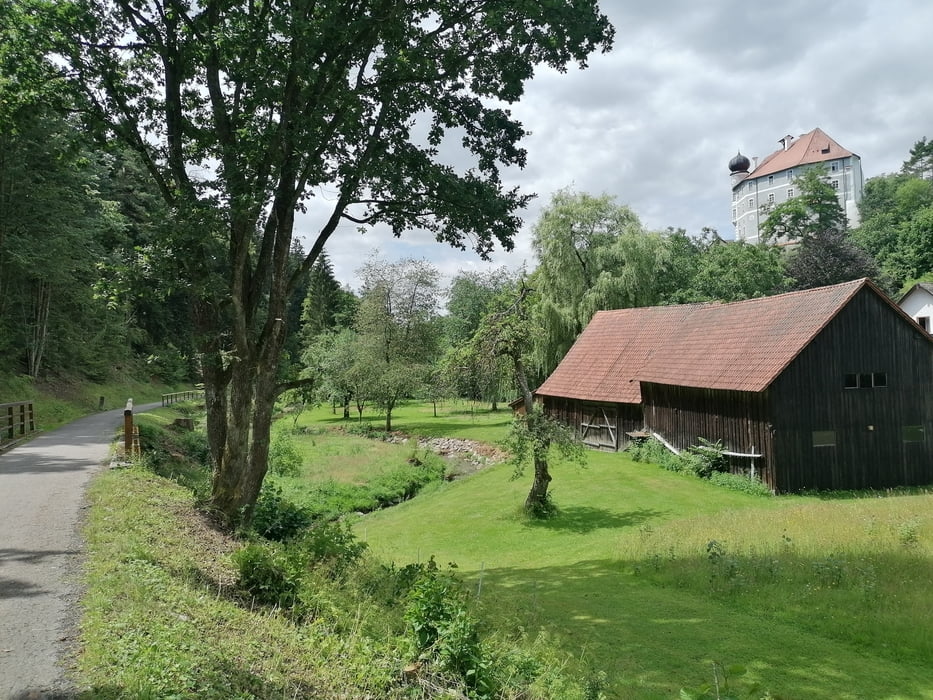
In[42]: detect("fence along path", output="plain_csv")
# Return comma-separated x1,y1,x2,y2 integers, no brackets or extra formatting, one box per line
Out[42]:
1,400,36,449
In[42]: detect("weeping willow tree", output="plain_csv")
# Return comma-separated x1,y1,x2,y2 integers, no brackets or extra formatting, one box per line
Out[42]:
531,189,671,375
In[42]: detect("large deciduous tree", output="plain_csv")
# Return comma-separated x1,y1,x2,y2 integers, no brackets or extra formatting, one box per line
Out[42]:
762,166,879,290
678,239,787,302
760,166,847,243
854,155,933,287
44,0,613,523
354,256,440,432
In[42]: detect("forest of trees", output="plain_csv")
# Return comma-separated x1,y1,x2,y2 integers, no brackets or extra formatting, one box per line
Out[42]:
1,0,930,517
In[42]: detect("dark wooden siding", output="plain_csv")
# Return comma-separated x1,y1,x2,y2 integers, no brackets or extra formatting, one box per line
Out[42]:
770,287,933,492
641,384,776,489
541,397,642,451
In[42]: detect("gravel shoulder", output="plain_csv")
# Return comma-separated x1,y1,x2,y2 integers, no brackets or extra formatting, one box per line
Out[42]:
0,404,159,699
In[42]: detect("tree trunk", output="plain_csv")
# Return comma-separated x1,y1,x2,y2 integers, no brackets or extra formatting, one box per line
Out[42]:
25,279,51,379
208,356,256,523
524,453,552,512
204,202,292,526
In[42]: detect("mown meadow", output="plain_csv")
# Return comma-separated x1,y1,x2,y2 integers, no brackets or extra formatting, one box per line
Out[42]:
78,399,933,699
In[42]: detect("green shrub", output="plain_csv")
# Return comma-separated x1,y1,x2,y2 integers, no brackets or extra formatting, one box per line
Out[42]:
708,471,772,496
269,426,303,477
628,437,669,465
251,483,313,541
296,521,368,577
345,422,383,439
176,428,210,465
300,456,447,521
684,438,726,478
134,420,171,461
232,542,302,608
404,558,491,695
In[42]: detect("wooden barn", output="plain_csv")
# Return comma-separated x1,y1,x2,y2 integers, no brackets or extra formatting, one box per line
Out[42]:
535,278,933,493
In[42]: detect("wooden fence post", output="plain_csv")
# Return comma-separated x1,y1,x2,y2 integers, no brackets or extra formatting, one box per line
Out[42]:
124,398,134,455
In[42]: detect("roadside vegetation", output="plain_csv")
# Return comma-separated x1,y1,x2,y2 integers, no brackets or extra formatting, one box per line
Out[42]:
72,399,933,699
0,373,187,435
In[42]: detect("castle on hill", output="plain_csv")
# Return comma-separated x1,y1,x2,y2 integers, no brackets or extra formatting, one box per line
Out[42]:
729,128,863,243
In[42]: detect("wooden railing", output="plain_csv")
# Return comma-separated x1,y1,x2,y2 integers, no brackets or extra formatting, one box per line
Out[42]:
1,400,36,443
162,390,205,407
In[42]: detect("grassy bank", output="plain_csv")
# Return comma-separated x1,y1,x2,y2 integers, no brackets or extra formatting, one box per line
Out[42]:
77,403,591,698
76,400,933,698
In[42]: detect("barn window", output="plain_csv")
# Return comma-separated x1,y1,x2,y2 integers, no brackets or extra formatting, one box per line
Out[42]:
812,431,836,447
903,426,924,443
845,372,887,389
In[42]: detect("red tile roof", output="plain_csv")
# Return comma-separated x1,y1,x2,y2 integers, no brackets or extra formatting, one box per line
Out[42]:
536,279,870,402
733,128,856,187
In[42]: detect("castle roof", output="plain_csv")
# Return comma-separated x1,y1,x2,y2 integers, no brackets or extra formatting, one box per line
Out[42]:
732,128,857,189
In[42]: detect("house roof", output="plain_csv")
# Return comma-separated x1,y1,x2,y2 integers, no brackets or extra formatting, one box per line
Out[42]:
898,282,933,303
536,279,882,403
732,128,856,188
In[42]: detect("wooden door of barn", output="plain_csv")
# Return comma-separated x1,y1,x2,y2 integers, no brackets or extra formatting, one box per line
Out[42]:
580,405,618,451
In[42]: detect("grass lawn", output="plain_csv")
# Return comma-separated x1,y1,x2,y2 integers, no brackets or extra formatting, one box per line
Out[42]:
293,398,514,444
290,402,933,699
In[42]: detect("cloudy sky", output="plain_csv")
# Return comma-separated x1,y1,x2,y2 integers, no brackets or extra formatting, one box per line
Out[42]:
296,0,933,295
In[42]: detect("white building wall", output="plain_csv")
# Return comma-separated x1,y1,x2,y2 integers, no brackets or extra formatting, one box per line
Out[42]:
900,288,933,333
732,156,863,243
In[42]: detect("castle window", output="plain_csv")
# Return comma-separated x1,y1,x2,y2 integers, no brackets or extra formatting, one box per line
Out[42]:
787,188,794,198
831,179,839,190
768,175,774,185
918,316,930,332
747,197,754,209
768,193,775,204
831,162,838,172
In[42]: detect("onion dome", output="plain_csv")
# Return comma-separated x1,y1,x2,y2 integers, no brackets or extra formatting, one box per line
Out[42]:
729,151,751,173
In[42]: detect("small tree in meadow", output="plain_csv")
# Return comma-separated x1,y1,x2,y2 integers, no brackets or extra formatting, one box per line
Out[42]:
472,282,585,516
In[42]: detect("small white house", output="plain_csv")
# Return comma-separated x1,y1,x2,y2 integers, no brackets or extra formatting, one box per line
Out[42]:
899,283,933,333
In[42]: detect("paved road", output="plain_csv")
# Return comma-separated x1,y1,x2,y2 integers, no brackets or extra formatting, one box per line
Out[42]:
0,403,160,699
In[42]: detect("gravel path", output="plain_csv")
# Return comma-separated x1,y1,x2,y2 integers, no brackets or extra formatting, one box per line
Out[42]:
0,403,160,700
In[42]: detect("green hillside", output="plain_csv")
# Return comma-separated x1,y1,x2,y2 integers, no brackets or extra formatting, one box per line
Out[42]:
353,434,933,699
